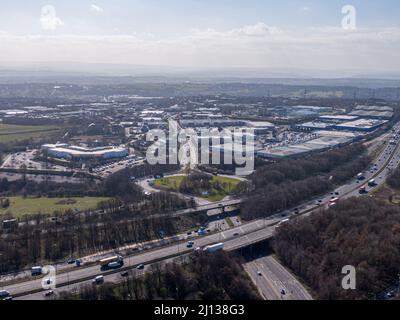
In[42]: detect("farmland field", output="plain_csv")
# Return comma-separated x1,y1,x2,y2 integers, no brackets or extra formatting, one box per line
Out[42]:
0,196,109,217
0,124,62,143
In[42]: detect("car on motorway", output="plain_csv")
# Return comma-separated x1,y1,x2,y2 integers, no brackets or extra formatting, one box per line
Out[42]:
359,186,367,194
44,290,54,297
0,290,11,300
93,275,104,285
187,240,195,248
107,261,123,269
31,266,43,276
277,219,290,228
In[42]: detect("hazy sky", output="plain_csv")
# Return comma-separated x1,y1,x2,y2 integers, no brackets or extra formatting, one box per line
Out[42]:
0,0,399,74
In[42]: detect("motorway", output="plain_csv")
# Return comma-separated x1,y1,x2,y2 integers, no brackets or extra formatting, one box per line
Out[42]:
244,255,313,300
3,122,400,300
2,217,280,299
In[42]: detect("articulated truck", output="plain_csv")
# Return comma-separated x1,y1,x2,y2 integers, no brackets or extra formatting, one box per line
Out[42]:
99,255,124,270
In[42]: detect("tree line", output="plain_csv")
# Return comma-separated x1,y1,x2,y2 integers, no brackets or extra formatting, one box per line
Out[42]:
0,190,200,274
273,197,400,300
238,144,371,220
387,167,400,189
57,251,260,300
0,163,180,200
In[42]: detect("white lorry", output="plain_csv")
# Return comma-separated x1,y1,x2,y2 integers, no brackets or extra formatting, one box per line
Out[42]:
203,243,224,253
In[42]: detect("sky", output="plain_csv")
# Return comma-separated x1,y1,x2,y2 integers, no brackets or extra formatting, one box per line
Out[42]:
0,0,399,76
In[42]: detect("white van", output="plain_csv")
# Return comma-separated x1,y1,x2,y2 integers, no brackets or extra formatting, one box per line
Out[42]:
93,275,104,285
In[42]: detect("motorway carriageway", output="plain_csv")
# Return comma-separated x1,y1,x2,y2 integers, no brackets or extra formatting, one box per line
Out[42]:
4,121,400,299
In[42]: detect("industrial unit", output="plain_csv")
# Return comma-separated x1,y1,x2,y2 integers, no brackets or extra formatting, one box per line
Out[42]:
334,119,388,132
349,105,394,119
41,144,129,161
256,135,353,159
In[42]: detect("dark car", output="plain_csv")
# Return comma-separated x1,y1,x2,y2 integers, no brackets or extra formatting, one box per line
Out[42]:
44,290,54,297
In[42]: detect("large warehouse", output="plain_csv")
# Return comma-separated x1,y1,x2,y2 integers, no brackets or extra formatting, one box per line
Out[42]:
334,119,388,132
41,144,129,161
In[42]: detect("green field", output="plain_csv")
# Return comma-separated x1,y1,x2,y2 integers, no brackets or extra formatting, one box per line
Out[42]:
0,124,61,143
154,175,186,190
154,175,240,202
0,196,109,217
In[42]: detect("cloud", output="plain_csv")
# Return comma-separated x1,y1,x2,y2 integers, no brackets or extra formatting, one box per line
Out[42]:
233,22,283,36
90,4,104,13
0,22,399,73
40,5,63,31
